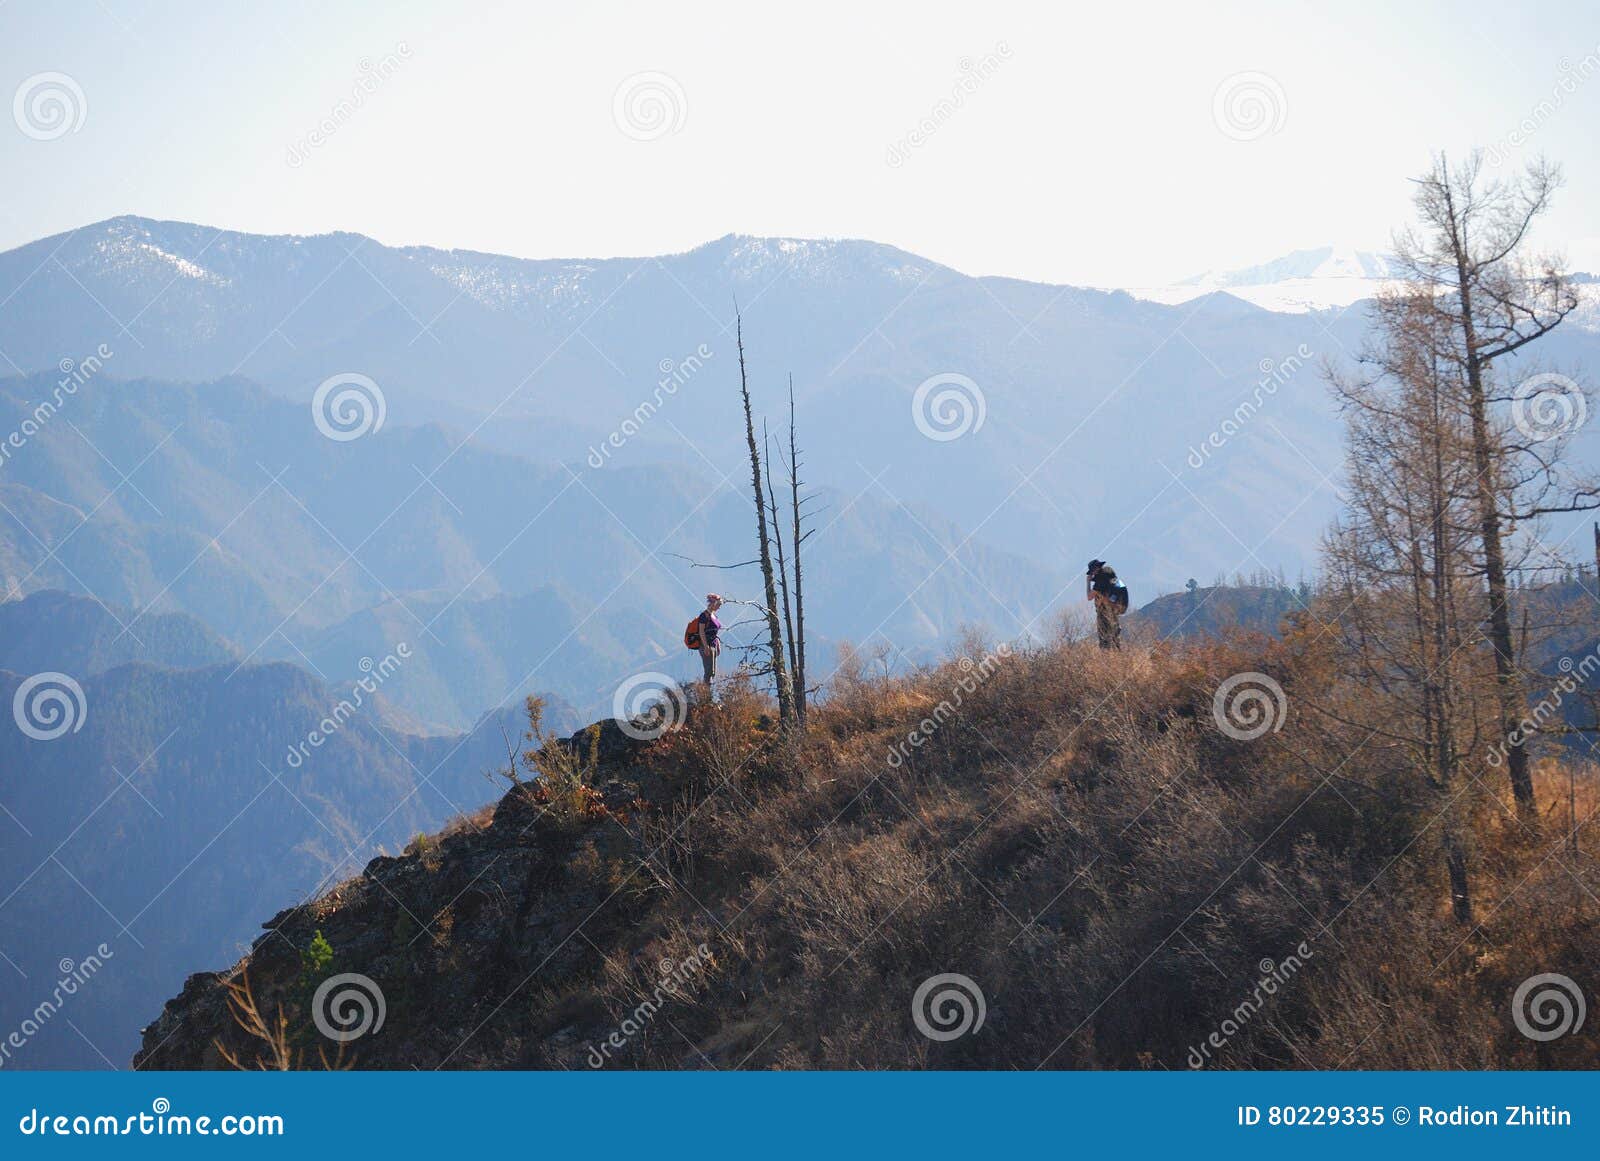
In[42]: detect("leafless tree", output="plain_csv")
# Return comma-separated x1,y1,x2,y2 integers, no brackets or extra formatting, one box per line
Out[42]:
1386,151,1597,815
735,312,795,730
1322,288,1489,920
787,377,812,726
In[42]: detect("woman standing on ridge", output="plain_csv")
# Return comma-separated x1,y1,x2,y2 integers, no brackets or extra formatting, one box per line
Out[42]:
694,593,723,696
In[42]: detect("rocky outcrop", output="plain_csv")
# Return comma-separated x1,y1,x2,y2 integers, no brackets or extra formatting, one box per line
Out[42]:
136,717,677,1070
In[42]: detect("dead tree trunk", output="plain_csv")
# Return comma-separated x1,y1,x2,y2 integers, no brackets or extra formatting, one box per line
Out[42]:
788,375,809,727
736,313,794,729
766,424,798,685
1439,176,1534,817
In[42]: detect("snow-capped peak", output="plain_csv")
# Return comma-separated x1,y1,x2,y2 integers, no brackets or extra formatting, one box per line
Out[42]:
1123,245,1397,314
1179,246,1392,290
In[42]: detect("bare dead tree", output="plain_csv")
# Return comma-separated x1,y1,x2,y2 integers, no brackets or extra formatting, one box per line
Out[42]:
788,375,811,726
1388,151,1597,815
215,969,350,1071
735,311,795,729
766,424,798,687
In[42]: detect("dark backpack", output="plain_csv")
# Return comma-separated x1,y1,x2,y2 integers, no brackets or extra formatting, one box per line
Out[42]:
1109,581,1129,614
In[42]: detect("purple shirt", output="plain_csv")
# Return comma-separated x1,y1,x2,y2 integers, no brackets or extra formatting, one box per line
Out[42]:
699,610,721,647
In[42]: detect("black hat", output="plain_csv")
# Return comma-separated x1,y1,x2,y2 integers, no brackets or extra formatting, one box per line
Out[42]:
1087,559,1105,573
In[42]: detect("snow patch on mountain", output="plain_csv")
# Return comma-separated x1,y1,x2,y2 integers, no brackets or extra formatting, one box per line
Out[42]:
1123,246,1398,314
415,252,600,312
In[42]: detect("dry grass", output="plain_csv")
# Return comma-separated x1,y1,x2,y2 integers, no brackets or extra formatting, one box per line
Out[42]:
567,631,1599,1069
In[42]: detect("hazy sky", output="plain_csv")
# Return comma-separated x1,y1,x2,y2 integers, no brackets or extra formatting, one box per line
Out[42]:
5,0,1600,285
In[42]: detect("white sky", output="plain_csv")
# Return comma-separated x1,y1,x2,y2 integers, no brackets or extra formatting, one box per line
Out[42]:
5,0,1600,285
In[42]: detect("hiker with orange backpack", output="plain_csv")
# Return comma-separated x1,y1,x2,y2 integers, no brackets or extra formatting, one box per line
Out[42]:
684,594,724,696
1086,560,1128,651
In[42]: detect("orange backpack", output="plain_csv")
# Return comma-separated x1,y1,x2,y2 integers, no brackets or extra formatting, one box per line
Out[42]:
684,616,703,650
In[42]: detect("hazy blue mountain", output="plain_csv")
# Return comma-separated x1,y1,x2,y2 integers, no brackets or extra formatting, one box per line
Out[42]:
0,649,571,1071
0,589,237,675
0,372,1064,724
0,217,1376,595
9,217,1600,596
1128,583,1311,640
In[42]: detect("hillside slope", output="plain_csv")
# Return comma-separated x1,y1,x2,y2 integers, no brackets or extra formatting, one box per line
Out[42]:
0,651,574,1070
136,641,1598,1071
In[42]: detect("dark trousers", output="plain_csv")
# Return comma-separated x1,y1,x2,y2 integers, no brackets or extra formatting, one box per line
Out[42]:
1095,601,1122,651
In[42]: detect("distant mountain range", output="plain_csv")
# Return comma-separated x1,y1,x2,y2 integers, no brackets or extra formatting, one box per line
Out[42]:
0,216,1389,598
4,217,1600,1071
5,216,1599,673
0,590,569,1070
0,371,1063,726
1124,245,1600,316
